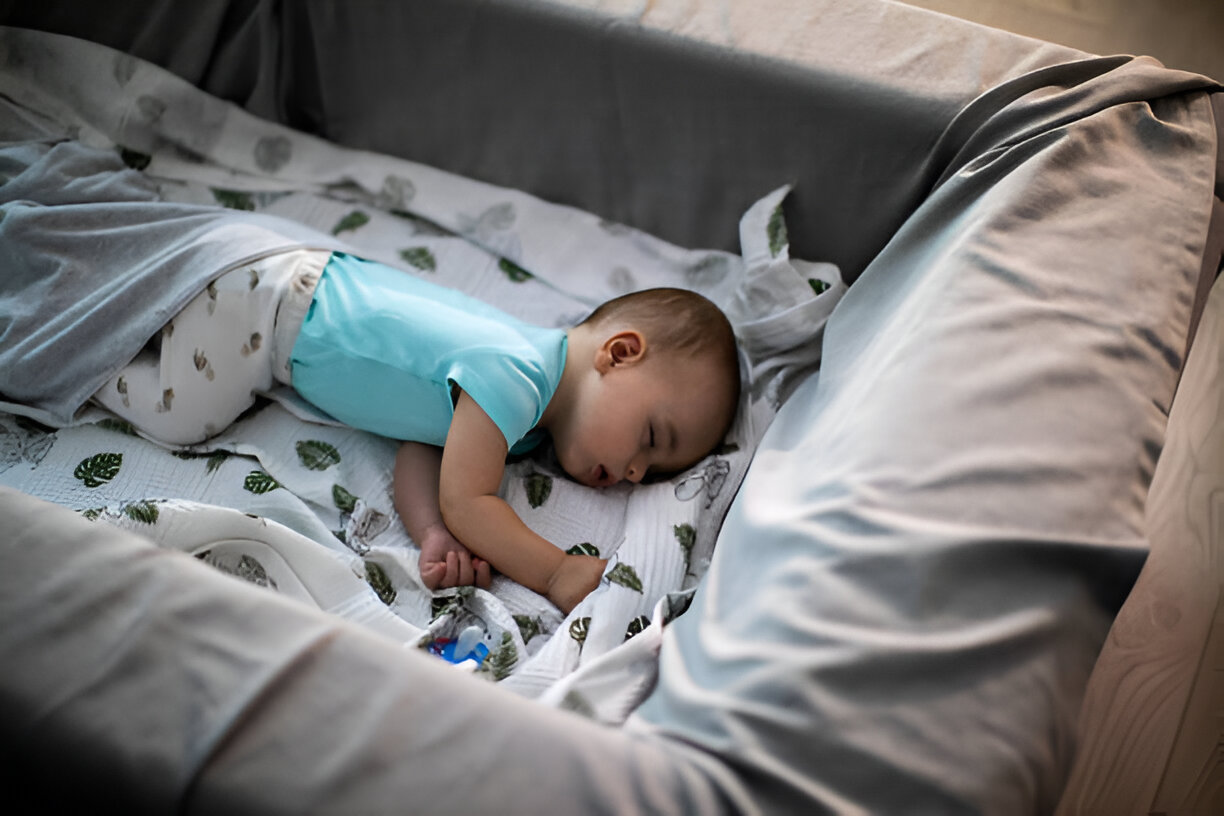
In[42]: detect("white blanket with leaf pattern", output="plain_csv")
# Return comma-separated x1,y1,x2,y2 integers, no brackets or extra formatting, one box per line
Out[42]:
0,27,844,720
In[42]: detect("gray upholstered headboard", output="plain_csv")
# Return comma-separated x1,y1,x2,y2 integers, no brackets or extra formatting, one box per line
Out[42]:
2,0,1090,282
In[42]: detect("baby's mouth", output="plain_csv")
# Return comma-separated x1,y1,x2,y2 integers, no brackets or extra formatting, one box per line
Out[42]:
592,464,610,486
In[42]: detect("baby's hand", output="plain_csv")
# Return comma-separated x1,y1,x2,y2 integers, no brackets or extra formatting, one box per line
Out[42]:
417,522,492,590
546,554,608,615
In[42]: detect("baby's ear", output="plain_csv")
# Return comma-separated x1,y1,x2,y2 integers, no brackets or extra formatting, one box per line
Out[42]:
596,330,646,372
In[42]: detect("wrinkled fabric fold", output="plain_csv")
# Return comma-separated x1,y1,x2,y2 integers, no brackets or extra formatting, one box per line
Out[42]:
632,58,1218,814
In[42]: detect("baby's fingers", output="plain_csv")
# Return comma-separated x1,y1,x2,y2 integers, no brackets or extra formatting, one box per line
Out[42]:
473,557,492,589
441,550,461,588
453,551,476,587
419,559,446,590
433,551,486,588
438,550,478,588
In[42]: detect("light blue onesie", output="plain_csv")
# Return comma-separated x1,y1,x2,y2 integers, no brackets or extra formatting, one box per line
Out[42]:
289,253,566,454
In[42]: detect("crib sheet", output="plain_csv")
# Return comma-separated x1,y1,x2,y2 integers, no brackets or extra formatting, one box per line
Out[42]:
0,26,845,713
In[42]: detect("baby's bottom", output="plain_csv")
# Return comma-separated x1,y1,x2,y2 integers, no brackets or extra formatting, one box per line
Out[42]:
93,249,329,445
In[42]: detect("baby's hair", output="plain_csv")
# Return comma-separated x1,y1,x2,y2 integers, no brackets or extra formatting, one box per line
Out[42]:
580,286,741,420
579,286,730,353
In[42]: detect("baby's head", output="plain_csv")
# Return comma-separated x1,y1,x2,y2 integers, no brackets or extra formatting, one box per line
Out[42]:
544,287,740,488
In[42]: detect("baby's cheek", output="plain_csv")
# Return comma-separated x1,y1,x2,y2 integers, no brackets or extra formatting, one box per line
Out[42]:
551,437,580,477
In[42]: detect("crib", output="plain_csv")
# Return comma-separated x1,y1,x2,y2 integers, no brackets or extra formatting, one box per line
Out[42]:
1,1,1221,813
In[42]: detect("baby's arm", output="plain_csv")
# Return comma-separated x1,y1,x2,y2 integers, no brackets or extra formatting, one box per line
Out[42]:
393,442,492,590
440,390,606,614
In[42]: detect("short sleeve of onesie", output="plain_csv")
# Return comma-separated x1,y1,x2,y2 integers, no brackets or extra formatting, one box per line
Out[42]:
288,253,566,452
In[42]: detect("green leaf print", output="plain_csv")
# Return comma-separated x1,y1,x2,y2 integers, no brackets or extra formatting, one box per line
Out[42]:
79,507,104,521
364,561,397,606
14,415,53,435
560,691,596,717
625,615,650,641
254,135,292,173
498,257,533,282
607,562,644,593
333,484,358,514
199,551,277,589
332,209,370,235
767,203,788,258
211,188,255,211
525,472,552,508
513,614,543,644
122,500,159,525
399,246,437,272
205,451,231,473
674,523,696,574
241,556,273,587
481,631,518,681
243,469,280,494
296,439,341,471
74,452,123,488
566,542,600,557
568,616,591,645
431,596,457,621
230,555,275,589
430,586,474,620
96,417,138,436
119,147,151,170
171,449,232,472
808,278,831,295
378,174,416,210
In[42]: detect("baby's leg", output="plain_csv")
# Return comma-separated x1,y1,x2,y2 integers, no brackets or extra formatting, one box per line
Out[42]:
94,250,327,445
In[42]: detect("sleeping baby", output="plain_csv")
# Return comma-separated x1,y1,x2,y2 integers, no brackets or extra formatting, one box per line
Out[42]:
94,250,740,613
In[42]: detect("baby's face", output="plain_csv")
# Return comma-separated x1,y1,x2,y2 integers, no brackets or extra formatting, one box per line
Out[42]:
551,352,733,488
